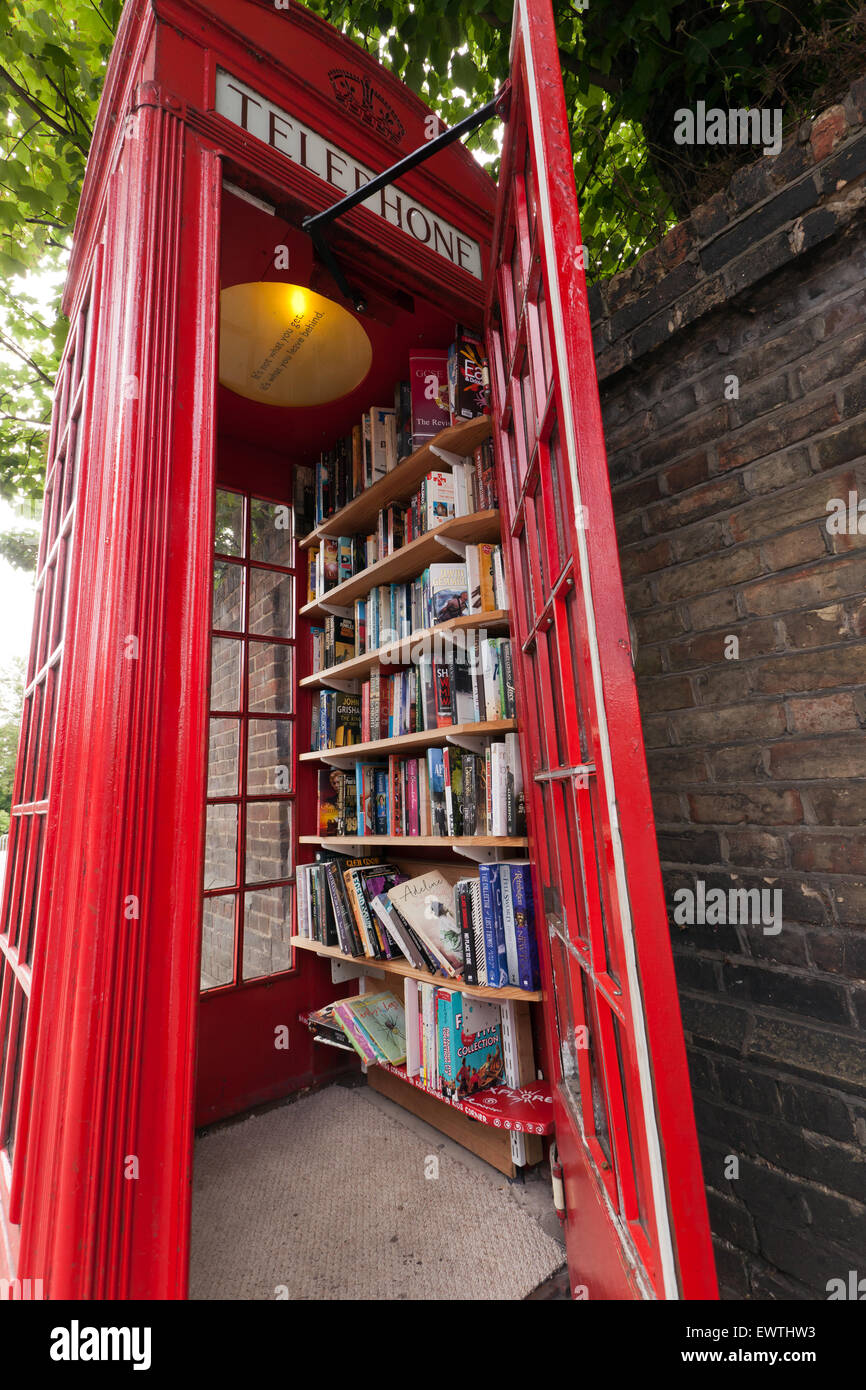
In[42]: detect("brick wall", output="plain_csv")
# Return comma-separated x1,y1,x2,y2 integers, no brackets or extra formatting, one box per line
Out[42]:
592,83,866,1298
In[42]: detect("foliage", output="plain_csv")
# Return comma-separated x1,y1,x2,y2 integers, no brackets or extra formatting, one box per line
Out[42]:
1,0,864,540
0,656,24,833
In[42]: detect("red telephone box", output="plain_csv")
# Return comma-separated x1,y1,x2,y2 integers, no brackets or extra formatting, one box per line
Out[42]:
0,0,716,1300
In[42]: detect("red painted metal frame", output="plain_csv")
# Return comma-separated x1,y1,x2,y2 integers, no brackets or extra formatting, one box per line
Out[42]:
0,0,715,1302
485,0,717,1300
0,0,498,1298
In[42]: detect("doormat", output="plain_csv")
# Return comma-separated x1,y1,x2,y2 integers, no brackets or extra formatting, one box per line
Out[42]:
189,1083,564,1300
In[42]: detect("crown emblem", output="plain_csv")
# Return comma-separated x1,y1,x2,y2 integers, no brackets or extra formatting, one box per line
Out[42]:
327,69,405,146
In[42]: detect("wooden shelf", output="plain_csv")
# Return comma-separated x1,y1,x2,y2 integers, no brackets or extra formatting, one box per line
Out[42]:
300,834,528,849
291,935,541,1002
301,510,501,621
298,415,492,550
301,717,517,764
301,610,511,689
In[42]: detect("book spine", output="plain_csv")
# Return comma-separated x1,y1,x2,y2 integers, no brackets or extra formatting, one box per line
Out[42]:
509,863,539,991
478,864,507,988
457,882,477,986
499,865,520,987
325,862,354,955
406,758,419,836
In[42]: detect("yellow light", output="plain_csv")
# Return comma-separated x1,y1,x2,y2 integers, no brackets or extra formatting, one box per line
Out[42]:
219,282,373,408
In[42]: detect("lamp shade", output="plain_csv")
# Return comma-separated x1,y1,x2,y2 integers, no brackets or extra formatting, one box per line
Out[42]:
219,282,372,407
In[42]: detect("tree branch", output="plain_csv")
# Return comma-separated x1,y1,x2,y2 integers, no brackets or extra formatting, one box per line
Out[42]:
0,330,54,386
0,64,90,153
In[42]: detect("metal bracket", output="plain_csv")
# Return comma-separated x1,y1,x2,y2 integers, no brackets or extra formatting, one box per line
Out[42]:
318,599,353,618
317,754,355,769
446,732,488,754
318,674,360,693
435,534,467,559
330,957,369,983
452,842,505,864
430,445,469,468
303,85,509,241
500,999,528,1168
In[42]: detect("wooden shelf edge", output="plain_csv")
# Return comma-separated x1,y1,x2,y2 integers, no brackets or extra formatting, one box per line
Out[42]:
300,717,517,763
298,834,528,848
299,509,500,619
300,610,511,689
291,935,541,1002
298,415,492,551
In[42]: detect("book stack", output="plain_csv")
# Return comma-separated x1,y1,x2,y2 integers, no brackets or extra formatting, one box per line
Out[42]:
306,513,506,614
310,635,517,747
407,986,504,1098
314,734,525,838
296,862,539,992
309,991,407,1066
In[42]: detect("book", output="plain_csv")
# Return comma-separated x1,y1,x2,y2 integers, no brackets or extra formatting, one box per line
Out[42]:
508,860,539,991
422,471,454,529
438,991,504,1098
317,768,341,836
429,562,468,623
342,990,406,1065
335,692,361,747
410,351,450,443
448,326,489,423
426,747,447,835
332,1000,380,1063
434,661,453,727
478,862,509,988
387,870,464,977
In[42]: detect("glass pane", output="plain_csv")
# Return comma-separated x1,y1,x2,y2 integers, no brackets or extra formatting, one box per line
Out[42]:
536,281,553,393
589,779,622,989
580,968,612,1164
250,498,293,566
213,560,244,631
511,235,522,322
214,490,245,556
546,426,569,577
200,894,236,989
247,719,293,794
612,1012,649,1230
204,802,238,890
3,994,28,1158
249,641,293,713
544,625,568,768
558,779,590,946
249,567,294,638
22,819,45,967
210,637,242,712
523,142,537,243
245,800,293,885
243,885,293,980
37,670,57,802
208,718,240,796
564,585,589,762
550,934,582,1115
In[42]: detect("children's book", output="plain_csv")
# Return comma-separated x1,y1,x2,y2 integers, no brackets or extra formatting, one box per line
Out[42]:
342,991,407,1065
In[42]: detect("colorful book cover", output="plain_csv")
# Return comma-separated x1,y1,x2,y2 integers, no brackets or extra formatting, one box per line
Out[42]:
478,543,497,610
331,1000,379,1063
409,351,449,442
321,536,339,592
449,326,489,422
343,990,406,1065
334,616,355,665
429,562,468,623
373,766,389,835
423,471,455,529
509,861,539,991
478,862,509,988
453,994,504,1096
335,692,361,747
318,767,341,836
426,747,447,836
434,663,453,727
387,870,463,977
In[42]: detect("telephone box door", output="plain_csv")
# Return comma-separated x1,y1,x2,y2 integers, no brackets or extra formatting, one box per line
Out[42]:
487,0,718,1300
